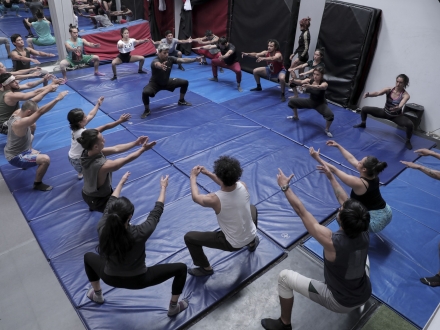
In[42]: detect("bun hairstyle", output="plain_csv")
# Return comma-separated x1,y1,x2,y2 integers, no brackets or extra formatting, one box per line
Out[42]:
316,47,325,58
120,27,128,37
77,128,100,151
205,30,213,37
363,156,388,177
299,17,311,28
36,9,44,19
339,199,370,239
69,24,78,32
396,74,410,88
67,108,85,131
98,197,135,263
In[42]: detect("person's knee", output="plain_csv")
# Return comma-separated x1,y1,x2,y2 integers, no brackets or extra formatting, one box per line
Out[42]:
184,232,194,244
325,113,335,122
177,262,187,273
182,80,189,88
26,38,32,45
38,154,50,165
278,269,295,298
93,55,100,62
177,51,182,57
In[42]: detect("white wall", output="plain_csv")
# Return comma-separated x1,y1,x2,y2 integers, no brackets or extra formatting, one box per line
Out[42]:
297,0,440,133
175,0,182,35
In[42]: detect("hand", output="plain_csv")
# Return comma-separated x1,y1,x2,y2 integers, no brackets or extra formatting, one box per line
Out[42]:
94,43,100,48
400,161,420,169
97,96,104,106
31,58,41,64
199,166,209,175
299,72,306,77
363,92,369,99
31,71,41,77
158,62,168,71
56,90,68,100
191,165,202,178
317,164,333,179
119,113,131,122
219,55,224,61
414,148,432,157
120,171,131,184
277,168,294,187
195,56,203,63
187,37,192,42
256,57,263,63
287,67,295,72
289,54,294,60
48,53,55,57
140,137,156,151
241,52,247,58
52,77,65,85
309,146,320,160
160,174,169,188
135,136,148,145
326,140,340,148
49,84,59,92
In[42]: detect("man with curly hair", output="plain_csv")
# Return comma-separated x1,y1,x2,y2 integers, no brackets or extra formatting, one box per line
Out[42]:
184,155,259,276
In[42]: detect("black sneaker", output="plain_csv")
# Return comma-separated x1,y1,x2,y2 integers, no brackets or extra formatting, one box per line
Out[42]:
110,76,117,81
248,236,260,252
141,109,151,118
178,100,192,106
209,77,218,82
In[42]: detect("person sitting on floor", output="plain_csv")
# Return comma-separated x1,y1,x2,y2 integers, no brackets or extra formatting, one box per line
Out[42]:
67,96,131,180
25,10,56,50
184,155,259,277
109,5,133,24
76,129,156,212
83,172,189,316
3,91,67,191
79,8,113,29
151,30,193,71
261,168,371,330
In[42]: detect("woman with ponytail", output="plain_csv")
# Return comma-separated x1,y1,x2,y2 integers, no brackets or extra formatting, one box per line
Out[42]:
309,141,392,233
83,171,189,316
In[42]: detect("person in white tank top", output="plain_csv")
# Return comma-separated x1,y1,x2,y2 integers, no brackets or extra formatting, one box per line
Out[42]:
184,155,259,277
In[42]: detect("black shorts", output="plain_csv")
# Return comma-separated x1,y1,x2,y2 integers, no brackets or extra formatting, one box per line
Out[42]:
144,78,188,96
117,52,131,63
298,54,309,63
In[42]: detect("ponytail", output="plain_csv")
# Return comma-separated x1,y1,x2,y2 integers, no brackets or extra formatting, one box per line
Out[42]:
77,128,99,151
363,156,387,177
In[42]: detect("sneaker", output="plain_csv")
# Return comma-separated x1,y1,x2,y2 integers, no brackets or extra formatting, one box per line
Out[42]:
94,72,106,76
16,14,21,17
178,100,192,106
110,76,117,81
209,77,218,82
138,70,148,74
250,86,262,91
288,88,293,92
353,122,366,128
77,173,83,180
238,85,243,92
287,116,299,120
87,287,104,304
261,318,292,330
141,109,151,119
325,130,333,137
248,236,260,252
297,86,304,94
188,267,214,277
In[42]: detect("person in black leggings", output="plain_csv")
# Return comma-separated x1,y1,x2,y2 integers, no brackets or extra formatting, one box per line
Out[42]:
287,66,334,137
353,74,413,150
83,172,189,316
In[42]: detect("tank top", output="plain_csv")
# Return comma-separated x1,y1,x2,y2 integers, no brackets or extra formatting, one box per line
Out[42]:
4,116,32,161
0,90,19,124
12,47,31,71
118,38,136,54
384,87,405,116
294,30,310,58
81,150,113,197
66,38,84,61
266,51,285,75
68,128,86,159
308,78,327,103
214,182,256,248
324,229,371,307
350,177,386,210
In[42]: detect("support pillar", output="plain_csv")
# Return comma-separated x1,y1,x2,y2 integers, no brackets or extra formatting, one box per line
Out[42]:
47,0,76,61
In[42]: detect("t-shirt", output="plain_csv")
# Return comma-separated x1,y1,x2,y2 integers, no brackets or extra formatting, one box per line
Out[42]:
149,56,178,86
307,59,325,71
31,20,55,45
160,38,178,53
94,14,113,27
308,78,327,103
68,127,86,159
118,38,135,54
217,43,237,65
29,2,44,17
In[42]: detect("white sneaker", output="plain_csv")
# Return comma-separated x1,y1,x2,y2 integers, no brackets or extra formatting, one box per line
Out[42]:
325,130,333,137
87,287,104,304
77,173,83,180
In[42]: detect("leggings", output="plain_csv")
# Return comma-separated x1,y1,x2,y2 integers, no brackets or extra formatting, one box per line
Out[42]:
212,57,242,83
84,252,187,295
361,106,413,139
196,48,219,60
142,79,188,106
288,98,334,122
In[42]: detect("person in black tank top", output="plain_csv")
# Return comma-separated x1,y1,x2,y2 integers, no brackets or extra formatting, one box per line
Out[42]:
353,74,414,150
310,141,393,233
287,66,335,137
288,17,311,75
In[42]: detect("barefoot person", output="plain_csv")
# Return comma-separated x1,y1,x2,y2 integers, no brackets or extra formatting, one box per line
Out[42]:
110,27,149,81
184,156,259,277
287,66,334,137
4,91,68,191
261,168,371,330
59,24,105,82
242,39,287,101
141,43,201,119
24,10,56,50
83,172,189,316
353,74,413,150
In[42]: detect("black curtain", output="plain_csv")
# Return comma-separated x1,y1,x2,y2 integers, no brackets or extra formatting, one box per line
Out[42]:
121,0,144,20
284,0,301,82
317,1,381,108
229,0,293,74
148,0,161,42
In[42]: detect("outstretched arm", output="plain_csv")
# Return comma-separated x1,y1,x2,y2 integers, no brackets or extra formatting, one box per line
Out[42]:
363,87,391,99
415,148,440,160
317,164,348,205
102,136,152,156
190,166,219,209
241,50,266,58
95,113,131,133
326,140,358,168
200,166,222,185
400,161,440,180
111,171,130,197
277,168,334,251
176,56,202,64
85,96,104,125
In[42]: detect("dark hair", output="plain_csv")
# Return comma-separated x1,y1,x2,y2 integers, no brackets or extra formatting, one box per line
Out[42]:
21,100,38,112
396,74,409,88
164,30,172,37
267,39,280,51
67,108,85,131
77,128,100,150
205,30,213,37
0,72,12,84
362,156,387,177
10,34,21,44
98,197,135,263
213,155,243,187
338,199,370,238
315,48,325,58
69,24,78,32
299,17,311,28
313,66,325,78
120,27,128,37
121,5,127,11
98,8,105,15
36,9,44,19
218,37,228,45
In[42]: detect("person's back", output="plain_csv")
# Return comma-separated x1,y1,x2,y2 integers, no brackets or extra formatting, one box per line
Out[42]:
324,229,371,307
214,181,256,248
31,19,52,40
81,149,112,197
0,89,19,127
